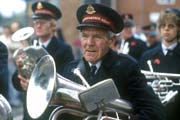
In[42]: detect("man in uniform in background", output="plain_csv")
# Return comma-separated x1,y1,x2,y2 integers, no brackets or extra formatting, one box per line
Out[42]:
12,1,74,120
142,24,160,50
62,3,165,120
119,19,147,62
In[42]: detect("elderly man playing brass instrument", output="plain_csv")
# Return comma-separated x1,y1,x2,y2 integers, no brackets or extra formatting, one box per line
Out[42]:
61,3,165,120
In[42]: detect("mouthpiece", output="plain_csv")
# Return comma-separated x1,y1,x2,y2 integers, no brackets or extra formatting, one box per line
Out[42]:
73,68,90,88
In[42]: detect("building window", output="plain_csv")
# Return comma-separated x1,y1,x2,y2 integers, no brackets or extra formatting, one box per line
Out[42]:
83,0,96,3
100,0,111,6
82,0,116,8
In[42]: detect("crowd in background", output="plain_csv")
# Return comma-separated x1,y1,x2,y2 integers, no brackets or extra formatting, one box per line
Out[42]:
0,21,23,107
110,13,161,63
0,2,179,119
0,12,171,110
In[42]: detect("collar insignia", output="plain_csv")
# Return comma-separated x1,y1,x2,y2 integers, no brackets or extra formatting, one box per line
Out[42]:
86,4,96,14
37,2,43,9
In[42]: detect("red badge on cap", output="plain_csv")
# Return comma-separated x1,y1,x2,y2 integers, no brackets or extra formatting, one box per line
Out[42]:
153,58,160,65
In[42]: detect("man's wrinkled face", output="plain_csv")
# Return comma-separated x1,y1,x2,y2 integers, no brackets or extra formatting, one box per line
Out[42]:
80,27,112,64
121,27,133,40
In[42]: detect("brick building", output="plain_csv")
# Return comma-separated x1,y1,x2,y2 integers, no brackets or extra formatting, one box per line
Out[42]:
58,0,179,47
35,0,179,51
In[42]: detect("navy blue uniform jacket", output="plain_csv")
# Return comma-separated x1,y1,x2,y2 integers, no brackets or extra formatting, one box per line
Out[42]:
0,41,8,99
140,43,180,73
62,49,165,120
124,36,147,62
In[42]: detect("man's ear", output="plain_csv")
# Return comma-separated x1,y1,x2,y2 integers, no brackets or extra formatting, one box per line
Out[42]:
108,37,113,44
110,35,117,43
108,35,116,48
50,20,57,32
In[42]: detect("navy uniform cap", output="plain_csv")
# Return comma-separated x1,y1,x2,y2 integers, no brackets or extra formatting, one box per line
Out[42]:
142,24,156,31
147,31,158,37
121,13,134,20
124,19,135,28
76,3,124,33
165,8,180,19
32,1,61,20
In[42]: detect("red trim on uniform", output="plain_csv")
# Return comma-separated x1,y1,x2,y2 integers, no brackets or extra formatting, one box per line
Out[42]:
82,14,115,31
35,9,56,17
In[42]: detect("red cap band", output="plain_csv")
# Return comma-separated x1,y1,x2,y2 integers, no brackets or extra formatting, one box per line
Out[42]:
35,9,56,17
82,14,115,31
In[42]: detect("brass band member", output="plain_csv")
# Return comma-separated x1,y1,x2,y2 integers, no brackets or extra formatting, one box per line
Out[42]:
119,19,147,62
62,3,165,120
12,1,74,120
140,8,180,120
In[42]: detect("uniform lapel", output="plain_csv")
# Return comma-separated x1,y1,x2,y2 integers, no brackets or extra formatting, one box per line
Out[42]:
98,49,118,80
46,36,58,55
173,43,180,56
76,50,118,85
151,44,164,57
77,58,90,81
101,49,119,72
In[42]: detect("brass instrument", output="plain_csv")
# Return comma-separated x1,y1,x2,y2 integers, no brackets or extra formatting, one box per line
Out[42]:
73,67,90,88
0,94,12,120
141,60,180,105
26,55,87,119
11,27,34,46
141,70,180,104
27,55,133,120
49,99,132,120
12,27,48,79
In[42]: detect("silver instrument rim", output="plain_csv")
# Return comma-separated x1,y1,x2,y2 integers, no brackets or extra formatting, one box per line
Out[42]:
26,55,56,119
11,27,34,42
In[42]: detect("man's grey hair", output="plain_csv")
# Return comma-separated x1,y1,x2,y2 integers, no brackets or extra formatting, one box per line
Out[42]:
79,29,115,40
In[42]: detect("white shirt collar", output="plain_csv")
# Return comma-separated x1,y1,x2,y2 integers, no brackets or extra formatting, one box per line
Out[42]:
88,61,102,74
38,38,51,48
161,42,177,55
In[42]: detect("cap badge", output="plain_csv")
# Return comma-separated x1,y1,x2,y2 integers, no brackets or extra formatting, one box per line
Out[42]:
86,4,96,14
37,2,43,9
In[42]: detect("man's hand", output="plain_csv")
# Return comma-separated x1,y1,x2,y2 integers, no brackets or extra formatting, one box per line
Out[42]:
18,74,29,91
